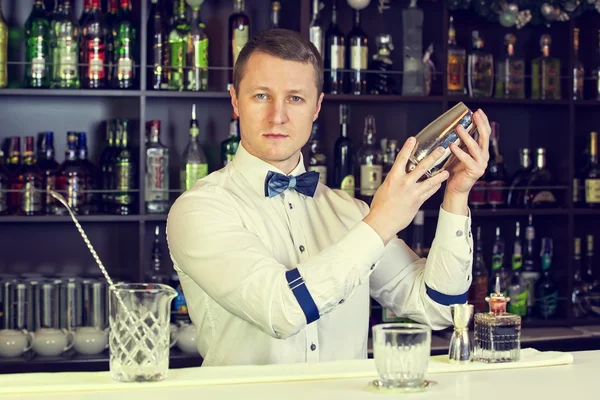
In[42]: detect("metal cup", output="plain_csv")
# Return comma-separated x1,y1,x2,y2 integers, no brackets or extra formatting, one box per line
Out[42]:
448,303,474,364
406,102,478,178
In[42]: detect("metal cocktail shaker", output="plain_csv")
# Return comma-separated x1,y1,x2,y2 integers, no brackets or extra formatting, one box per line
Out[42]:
406,102,478,178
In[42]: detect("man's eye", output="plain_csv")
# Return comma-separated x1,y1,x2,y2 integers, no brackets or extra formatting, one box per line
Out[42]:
255,93,268,100
290,96,303,102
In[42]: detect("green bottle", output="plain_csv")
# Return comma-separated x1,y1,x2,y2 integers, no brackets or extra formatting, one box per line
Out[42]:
186,4,209,91
168,0,189,91
114,0,136,89
25,0,50,88
180,104,208,191
51,0,80,88
0,1,8,88
221,112,240,166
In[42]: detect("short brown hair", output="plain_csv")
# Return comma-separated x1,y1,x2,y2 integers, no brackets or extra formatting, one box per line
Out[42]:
233,29,324,97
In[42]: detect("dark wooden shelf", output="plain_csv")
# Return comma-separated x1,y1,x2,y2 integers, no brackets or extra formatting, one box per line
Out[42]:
144,90,231,98
447,96,570,106
143,214,168,222
324,94,444,103
0,215,142,223
0,88,142,97
422,208,570,217
572,208,600,215
573,100,600,107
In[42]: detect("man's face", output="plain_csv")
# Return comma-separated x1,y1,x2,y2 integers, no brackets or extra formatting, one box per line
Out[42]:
230,52,324,173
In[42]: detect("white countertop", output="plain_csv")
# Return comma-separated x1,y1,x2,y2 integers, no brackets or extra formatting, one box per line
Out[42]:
0,348,595,400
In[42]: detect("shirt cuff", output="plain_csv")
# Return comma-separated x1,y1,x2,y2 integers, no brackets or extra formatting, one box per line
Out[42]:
432,205,473,255
343,221,386,270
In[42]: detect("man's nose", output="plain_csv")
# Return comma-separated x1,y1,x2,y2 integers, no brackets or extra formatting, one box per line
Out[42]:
268,99,289,125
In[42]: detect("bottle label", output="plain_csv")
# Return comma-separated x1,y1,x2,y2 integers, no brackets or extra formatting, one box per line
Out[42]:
573,178,582,203
170,40,184,69
512,253,523,271
340,175,355,197
233,27,249,65
538,291,558,318
65,175,86,209
574,69,584,97
491,254,503,271
507,59,525,96
20,181,42,214
469,180,487,206
117,57,133,80
145,153,169,202
194,38,209,68
114,162,135,205
447,55,465,90
182,163,208,191
308,165,327,185
487,180,506,206
585,179,600,203
309,27,323,55
43,174,55,210
87,39,105,80
531,190,556,205
507,289,528,317
58,40,78,80
360,165,382,196
350,45,367,70
330,44,344,69
172,283,188,319
470,54,494,94
520,271,540,308
541,254,552,271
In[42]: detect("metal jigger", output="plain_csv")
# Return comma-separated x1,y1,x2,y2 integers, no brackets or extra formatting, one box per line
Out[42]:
448,303,474,364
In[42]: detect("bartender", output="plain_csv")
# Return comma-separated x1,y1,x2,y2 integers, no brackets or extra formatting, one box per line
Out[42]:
166,29,491,366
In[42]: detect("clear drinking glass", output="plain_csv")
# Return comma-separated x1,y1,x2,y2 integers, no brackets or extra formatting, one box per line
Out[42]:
372,323,432,390
109,283,177,382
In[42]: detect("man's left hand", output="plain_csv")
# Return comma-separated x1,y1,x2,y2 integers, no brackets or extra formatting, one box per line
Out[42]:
445,108,491,195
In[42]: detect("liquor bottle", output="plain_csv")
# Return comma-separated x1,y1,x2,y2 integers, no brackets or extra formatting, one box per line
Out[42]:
582,132,600,207
36,132,59,215
307,122,327,185
148,0,169,90
80,0,91,26
145,120,170,214
324,0,344,94
100,120,116,212
77,132,97,214
467,30,493,98
0,160,8,215
347,9,367,95
112,119,136,215
446,16,466,96
468,226,489,314
401,0,424,96
168,0,189,91
411,210,425,258
11,137,43,216
423,43,435,96
0,1,7,88
105,0,118,86
531,34,561,100
382,139,398,181
486,122,507,208
113,0,135,89
6,137,21,176
536,237,558,319
221,112,240,167
508,222,527,317
592,30,600,101
469,175,487,209
572,237,588,318
25,0,50,88
55,133,88,215
573,28,584,101
81,0,106,89
180,104,208,191
309,0,324,57
524,148,557,208
369,34,395,95
494,33,525,99
185,3,209,91
229,0,250,85
52,0,80,88
490,226,511,295
521,214,540,316
270,1,281,29
358,115,382,197
333,104,354,196
473,276,521,363
583,234,600,316
146,225,170,284
507,148,533,208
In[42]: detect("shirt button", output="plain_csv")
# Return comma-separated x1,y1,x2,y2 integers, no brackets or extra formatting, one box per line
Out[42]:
299,245,305,253
310,343,316,351
469,230,472,237
456,230,463,237
289,203,293,209
339,299,344,304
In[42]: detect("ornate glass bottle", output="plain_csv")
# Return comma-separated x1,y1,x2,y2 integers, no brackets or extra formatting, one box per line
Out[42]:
473,277,521,363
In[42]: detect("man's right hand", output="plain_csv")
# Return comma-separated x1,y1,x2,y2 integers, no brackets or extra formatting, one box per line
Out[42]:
363,137,450,245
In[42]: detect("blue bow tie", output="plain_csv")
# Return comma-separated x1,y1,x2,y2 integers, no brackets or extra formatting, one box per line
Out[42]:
264,170,320,198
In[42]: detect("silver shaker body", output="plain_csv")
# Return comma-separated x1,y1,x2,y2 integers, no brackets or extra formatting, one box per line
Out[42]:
406,102,478,178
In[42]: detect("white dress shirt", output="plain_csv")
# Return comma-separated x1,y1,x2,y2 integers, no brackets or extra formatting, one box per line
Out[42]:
166,143,473,367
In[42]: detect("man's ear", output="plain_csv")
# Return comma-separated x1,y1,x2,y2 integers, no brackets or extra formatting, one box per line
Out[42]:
313,92,324,122
230,85,239,117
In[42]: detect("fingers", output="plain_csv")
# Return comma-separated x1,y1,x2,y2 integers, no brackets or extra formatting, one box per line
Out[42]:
455,125,483,163
388,136,417,179
449,141,481,173
409,146,447,182
416,169,449,195
473,109,490,156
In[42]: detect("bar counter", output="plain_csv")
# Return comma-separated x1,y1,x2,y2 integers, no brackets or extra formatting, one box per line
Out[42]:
0,348,594,400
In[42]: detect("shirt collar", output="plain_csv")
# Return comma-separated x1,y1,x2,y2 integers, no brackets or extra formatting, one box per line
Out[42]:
231,142,307,197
